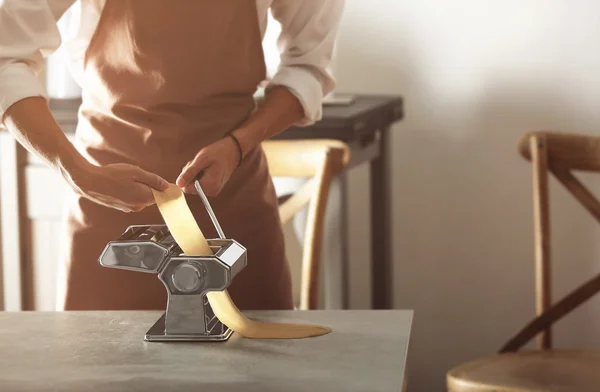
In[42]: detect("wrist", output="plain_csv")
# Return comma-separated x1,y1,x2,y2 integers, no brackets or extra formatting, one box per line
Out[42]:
56,144,94,188
229,86,303,154
231,124,266,158
226,133,243,167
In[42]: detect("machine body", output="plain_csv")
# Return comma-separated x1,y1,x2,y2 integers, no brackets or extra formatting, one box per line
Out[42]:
98,181,247,342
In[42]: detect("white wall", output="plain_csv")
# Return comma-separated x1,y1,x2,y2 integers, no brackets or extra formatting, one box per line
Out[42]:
335,1,600,390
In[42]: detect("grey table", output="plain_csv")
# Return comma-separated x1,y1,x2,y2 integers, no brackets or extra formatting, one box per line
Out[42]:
0,310,412,392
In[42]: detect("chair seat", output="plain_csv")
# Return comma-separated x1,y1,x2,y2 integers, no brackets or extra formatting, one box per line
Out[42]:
447,350,600,392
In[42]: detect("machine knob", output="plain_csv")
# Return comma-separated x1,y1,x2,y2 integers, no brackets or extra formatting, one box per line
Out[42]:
171,262,205,293
127,245,141,254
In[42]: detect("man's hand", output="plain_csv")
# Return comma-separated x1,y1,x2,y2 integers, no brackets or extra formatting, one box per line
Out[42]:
72,162,169,213
176,136,240,196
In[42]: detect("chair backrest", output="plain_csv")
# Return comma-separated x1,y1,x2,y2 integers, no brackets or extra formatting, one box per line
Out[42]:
500,131,600,352
262,139,350,310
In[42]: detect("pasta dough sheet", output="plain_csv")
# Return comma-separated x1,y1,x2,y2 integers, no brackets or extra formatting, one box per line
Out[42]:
152,184,331,339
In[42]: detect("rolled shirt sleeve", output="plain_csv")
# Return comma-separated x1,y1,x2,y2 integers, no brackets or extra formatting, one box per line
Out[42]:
269,0,344,126
0,0,74,119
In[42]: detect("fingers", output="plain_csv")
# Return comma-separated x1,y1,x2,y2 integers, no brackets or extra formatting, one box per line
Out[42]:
176,151,210,189
199,168,222,196
91,192,152,214
178,159,222,197
84,164,166,213
131,167,169,191
124,184,156,213
181,183,197,195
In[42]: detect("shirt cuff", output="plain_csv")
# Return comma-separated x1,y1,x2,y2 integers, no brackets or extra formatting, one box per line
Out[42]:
267,65,327,127
0,62,48,120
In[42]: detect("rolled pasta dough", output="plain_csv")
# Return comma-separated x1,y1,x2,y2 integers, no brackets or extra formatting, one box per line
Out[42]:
152,184,331,339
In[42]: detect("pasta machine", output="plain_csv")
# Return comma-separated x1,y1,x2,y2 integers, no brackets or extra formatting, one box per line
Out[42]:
98,180,246,342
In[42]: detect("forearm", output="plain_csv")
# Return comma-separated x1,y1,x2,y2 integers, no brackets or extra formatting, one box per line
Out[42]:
231,86,304,157
2,97,90,181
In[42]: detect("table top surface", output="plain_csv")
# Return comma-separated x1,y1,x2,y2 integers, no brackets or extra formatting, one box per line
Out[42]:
0,310,412,392
48,94,404,142
277,95,404,141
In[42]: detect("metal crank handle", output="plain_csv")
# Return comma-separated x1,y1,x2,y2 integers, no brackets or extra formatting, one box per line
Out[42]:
194,175,226,240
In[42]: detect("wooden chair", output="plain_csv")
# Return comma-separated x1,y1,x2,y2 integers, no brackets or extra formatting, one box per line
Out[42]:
447,132,600,391
262,139,350,310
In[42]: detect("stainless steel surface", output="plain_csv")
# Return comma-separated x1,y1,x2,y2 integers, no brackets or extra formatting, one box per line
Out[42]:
194,179,226,239
98,225,177,273
146,312,233,342
171,263,204,293
98,221,247,341
0,310,413,392
207,239,247,280
156,244,246,339
163,294,208,335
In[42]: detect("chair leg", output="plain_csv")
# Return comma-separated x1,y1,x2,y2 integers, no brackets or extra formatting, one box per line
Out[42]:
500,272,600,352
299,151,336,310
530,135,552,349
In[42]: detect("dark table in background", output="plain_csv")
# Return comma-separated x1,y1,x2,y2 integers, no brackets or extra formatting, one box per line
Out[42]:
276,95,403,310
50,94,404,310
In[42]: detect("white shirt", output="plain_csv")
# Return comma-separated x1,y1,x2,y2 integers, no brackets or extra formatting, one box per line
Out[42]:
0,0,344,125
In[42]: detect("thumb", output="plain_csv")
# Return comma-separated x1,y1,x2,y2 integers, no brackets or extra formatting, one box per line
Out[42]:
181,166,219,195
176,153,210,188
132,167,169,191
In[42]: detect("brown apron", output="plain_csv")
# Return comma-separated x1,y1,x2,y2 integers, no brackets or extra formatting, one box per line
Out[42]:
56,0,293,311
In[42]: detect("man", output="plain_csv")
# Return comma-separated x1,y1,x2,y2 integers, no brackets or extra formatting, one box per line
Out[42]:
0,0,344,310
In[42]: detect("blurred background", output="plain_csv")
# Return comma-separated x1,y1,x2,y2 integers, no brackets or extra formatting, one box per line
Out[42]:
2,1,600,390
334,1,600,390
